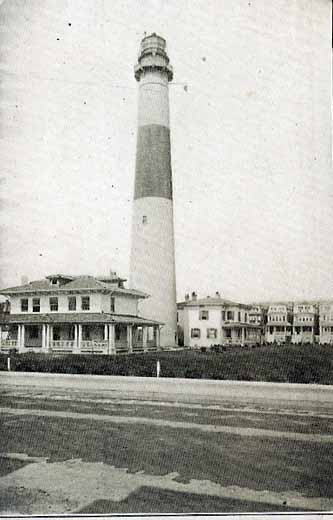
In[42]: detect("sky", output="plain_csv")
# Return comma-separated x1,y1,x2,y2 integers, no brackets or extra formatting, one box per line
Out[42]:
0,0,332,302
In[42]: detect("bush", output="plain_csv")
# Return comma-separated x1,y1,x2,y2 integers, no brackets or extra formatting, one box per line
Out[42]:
0,344,332,384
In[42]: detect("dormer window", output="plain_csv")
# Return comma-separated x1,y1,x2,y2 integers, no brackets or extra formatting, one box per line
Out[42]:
142,215,148,224
51,279,58,285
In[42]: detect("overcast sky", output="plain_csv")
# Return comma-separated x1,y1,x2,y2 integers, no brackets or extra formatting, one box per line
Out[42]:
0,0,332,302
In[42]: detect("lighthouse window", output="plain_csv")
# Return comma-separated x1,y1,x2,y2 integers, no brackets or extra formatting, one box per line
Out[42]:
142,215,147,224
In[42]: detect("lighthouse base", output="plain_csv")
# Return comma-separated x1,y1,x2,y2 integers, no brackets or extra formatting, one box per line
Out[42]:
130,196,177,347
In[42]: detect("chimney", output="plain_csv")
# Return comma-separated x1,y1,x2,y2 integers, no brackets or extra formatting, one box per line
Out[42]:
191,291,197,301
21,275,29,285
215,291,221,298
185,293,190,301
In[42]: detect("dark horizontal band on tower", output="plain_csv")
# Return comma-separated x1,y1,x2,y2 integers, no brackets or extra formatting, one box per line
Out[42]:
134,124,173,200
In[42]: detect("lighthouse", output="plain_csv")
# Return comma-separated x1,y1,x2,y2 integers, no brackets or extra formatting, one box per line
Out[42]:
129,33,177,347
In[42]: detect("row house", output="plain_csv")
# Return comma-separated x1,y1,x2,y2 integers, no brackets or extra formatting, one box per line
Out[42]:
292,303,318,344
319,302,333,344
177,292,261,348
0,273,162,355
265,304,293,344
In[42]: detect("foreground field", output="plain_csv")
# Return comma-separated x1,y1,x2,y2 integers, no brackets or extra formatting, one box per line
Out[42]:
0,373,332,514
1,343,332,383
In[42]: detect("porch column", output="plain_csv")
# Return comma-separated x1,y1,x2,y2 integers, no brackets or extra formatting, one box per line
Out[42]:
241,327,245,346
108,324,115,354
49,325,53,350
17,325,21,352
21,325,25,352
72,324,78,354
156,326,161,350
142,326,148,352
41,324,47,353
104,324,108,341
77,324,82,353
127,325,133,353
42,324,46,349
45,324,50,352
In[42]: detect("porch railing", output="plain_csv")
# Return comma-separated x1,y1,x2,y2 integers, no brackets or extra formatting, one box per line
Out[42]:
80,340,108,353
0,339,18,351
50,340,75,351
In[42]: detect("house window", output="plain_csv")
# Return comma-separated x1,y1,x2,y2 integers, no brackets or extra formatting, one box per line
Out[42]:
225,329,231,338
32,298,40,313
29,325,39,339
238,311,241,322
191,328,201,338
81,296,90,311
142,215,147,224
68,296,76,311
221,310,225,321
110,296,115,312
21,298,28,312
226,310,234,320
199,310,209,320
207,328,217,339
49,297,58,312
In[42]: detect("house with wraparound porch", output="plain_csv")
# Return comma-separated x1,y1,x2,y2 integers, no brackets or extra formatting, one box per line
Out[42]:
0,272,162,355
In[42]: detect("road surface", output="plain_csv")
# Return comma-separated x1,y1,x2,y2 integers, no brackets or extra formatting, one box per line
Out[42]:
0,372,332,514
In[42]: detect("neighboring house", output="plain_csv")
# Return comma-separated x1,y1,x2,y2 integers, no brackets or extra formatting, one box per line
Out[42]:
265,304,293,344
319,302,333,344
0,273,162,355
292,303,318,344
177,292,261,348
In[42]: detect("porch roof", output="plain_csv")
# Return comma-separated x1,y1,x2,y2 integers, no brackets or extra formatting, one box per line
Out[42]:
0,312,162,326
222,322,261,329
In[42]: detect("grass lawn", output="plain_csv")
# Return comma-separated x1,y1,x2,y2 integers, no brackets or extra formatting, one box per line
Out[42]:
1,343,332,383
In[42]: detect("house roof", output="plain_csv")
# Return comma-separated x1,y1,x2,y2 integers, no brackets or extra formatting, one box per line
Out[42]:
0,275,148,299
0,312,162,326
178,297,251,309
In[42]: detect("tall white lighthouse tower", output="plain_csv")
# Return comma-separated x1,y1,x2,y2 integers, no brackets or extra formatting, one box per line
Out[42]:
130,33,177,347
